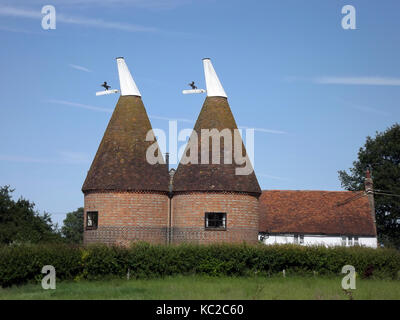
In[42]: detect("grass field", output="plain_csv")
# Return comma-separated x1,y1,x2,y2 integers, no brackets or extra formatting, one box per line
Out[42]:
1,276,399,300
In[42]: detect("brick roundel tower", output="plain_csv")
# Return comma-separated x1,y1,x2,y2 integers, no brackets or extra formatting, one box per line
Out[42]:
82,58,170,245
171,58,262,244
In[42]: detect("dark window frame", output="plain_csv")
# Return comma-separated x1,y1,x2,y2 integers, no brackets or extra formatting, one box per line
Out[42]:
86,211,98,230
204,212,227,231
347,236,353,246
294,234,304,244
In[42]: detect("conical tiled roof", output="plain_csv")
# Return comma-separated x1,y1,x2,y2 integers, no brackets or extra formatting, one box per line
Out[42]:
173,96,261,195
82,95,170,193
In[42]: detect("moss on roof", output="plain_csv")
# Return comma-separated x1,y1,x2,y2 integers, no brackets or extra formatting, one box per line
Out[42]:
173,96,261,195
82,95,169,193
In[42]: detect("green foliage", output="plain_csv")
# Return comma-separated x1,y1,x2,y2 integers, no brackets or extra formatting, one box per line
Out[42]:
338,123,400,248
61,208,84,244
0,244,82,287
1,243,399,287
0,186,62,245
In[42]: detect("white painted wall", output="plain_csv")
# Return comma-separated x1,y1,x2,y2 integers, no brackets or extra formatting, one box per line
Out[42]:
259,234,377,248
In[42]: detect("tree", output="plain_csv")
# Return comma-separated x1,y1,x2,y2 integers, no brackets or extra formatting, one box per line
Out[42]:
61,207,84,244
0,185,62,244
338,124,400,248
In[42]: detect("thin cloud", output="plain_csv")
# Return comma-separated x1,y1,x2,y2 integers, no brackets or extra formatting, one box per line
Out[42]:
0,6,39,19
3,0,192,10
69,64,91,73
286,75,400,86
238,126,287,135
66,0,191,10
56,14,159,33
0,5,166,34
315,76,400,86
58,151,91,164
46,99,194,123
45,99,113,113
337,99,390,116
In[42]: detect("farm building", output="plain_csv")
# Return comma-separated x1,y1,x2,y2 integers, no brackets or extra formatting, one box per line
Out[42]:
82,58,377,248
259,188,377,247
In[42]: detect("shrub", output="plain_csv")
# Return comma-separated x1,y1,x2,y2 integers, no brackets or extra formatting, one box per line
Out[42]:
0,243,399,287
0,243,82,287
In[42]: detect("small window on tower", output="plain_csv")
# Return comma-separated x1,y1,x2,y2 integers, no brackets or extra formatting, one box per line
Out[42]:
205,212,226,230
86,211,98,230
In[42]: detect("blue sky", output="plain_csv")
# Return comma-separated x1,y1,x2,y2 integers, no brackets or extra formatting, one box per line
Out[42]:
0,0,399,226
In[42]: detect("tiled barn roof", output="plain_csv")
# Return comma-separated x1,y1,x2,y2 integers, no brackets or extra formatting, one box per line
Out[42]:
259,190,376,236
172,96,261,195
82,95,170,193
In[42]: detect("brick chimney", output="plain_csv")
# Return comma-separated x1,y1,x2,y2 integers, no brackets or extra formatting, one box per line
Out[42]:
365,169,377,235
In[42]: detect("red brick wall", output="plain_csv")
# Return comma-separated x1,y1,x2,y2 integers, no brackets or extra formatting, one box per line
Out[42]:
171,192,259,244
83,191,169,245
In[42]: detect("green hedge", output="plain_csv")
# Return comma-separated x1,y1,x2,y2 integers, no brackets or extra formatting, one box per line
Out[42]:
1,243,399,287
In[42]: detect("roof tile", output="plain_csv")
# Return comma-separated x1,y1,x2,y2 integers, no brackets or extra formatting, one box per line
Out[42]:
82,95,170,193
173,96,261,194
259,190,376,236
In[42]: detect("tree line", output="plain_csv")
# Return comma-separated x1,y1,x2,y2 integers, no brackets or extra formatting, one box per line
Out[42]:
0,185,83,245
